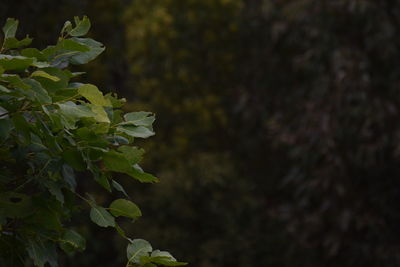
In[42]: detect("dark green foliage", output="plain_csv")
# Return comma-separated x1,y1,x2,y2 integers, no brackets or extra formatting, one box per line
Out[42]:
0,17,185,267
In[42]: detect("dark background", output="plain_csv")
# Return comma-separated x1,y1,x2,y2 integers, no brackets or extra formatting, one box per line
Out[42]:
2,0,400,266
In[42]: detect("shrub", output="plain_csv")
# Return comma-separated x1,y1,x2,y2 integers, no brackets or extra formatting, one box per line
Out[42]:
0,16,185,267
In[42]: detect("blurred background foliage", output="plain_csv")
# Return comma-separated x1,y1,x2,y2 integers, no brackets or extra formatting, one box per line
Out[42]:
2,0,400,266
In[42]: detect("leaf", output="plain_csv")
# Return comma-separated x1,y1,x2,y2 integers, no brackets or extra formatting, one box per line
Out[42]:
78,84,111,106
1,74,30,89
94,172,111,192
31,70,61,81
0,55,34,71
150,250,187,266
117,146,144,165
117,125,155,138
33,67,69,91
23,78,52,104
69,38,105,64
123,111,155,127
90,104,110,123
127,239,153,264
12,113,31,142
2,18,18,40
0,85,8,93
115,223,127,239
43,180,65,204
60,21,73,36
62,164,77,191
70,16,91,37
57,39,90,52
58,102,94,118
103,150,133,174
0,118,13,142
3,36,32,49
26,239,58,267
60,230,86,252
90,205,115,228
21,48,46,61
57,101,95,129
128,167,159,183
112,180,129,198
109,199,142,219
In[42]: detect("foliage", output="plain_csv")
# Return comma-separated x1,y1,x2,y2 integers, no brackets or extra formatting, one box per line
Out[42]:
0,17,186,267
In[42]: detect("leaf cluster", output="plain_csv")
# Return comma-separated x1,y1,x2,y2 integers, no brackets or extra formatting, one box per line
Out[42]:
0,16,185,267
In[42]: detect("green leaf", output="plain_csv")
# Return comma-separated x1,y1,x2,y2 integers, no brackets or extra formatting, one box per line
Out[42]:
57,101,95,129
62,164,77,191
31,70,61,81
33,67,69,92
150,250,187,266
0,55,34,71
0,85,9,93
2,18,18,40
21,48,47,61
12,113,31,142
112,180,129,198
60,21,73,36
90,104,110,123
123,111,155,127
117,146,144,165
78,84,111,106
117,125,155,138
103,150,132,173
43,180,65,204
94,172,111,192
23,78,52,104
0,118,13,142
68,38,105,64
127,239,153,264
60,230,86,252
1,74,30,89
70,16,91,37
3,36,32,49
128,167,159,183
90,205,115,228
57,39,90,52
109,199,142,219
115,223,128,239
26,239,58,267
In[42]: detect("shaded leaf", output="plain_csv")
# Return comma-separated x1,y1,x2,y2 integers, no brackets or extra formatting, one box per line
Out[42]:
31,70,61,81
69,38,105,64
70,16,91,37
60,230,86,252
90,205,115,228
109,199,142,219
2,18,18,40
112,180,129,198
62,164,77,191
117,125,155,138
0,55,34,71
3,36,32,49
78,84,111,106
127,239,152,264
123,111,155,127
